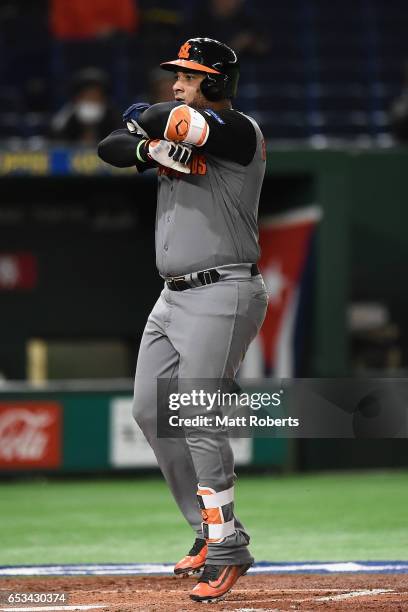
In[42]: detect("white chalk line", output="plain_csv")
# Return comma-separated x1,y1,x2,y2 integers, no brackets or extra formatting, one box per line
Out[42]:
232,590,399,612
286,588,400,603
215,588,400,607
316,588,395,601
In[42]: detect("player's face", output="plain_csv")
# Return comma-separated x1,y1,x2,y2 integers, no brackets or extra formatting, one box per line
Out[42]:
173,71,207,108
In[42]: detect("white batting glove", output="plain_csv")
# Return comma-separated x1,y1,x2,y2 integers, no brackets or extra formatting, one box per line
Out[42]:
148,139,192,174
126,119,148,138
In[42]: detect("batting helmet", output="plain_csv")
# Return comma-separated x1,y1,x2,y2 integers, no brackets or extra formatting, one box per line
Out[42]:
160,37,240,102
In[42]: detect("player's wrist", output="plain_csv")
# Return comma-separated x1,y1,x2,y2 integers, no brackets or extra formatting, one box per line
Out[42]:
135,138,151,163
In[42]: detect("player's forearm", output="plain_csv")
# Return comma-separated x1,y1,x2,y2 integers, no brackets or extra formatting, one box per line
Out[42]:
98,129,140,167
138,102,209,146
136,102,180,140
97,129,154,170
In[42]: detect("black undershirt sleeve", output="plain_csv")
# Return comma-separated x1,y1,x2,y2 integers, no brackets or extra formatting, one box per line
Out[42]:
199,109,257,166
97,129,157,172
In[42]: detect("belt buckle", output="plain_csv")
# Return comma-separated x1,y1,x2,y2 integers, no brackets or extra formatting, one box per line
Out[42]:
203,270,212,285
197,268,221,287
169,275,186,291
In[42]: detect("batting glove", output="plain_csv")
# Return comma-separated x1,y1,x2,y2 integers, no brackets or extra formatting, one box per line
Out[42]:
123,102,150,136
147,139,192,173
136,139,192,173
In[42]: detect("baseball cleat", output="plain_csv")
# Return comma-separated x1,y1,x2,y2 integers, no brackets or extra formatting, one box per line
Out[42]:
189,562,251,602
174,538,208,576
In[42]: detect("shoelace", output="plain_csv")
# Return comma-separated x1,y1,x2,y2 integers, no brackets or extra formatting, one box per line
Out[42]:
188,538,206,556
200,564,221,584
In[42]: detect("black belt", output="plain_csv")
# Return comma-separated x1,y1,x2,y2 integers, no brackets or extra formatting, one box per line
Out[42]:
166,264,260,291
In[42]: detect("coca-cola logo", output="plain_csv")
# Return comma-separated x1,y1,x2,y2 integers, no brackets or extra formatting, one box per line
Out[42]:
0,403,61,469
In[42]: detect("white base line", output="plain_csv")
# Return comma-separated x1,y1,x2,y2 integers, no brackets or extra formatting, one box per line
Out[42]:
316,588,394,602
0,606,106,611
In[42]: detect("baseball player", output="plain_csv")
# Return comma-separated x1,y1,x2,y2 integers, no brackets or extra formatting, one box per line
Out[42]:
98,37,268,603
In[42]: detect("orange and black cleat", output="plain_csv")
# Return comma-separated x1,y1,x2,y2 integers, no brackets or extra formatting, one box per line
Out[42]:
190,562,251,602
174,538,208,577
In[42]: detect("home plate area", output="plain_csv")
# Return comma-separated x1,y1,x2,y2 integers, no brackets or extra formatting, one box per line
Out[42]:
1,563,408,611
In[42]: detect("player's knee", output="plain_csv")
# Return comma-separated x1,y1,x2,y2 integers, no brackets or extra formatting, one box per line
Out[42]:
132,395,146,424
132,386,155,431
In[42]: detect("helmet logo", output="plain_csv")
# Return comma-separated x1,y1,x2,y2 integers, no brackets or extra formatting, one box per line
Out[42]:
178,42,191,59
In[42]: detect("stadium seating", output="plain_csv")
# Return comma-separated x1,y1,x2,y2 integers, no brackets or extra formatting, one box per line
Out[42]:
1,0,408,142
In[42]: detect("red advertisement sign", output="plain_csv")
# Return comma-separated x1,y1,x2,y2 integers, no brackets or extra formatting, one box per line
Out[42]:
0,252,38,291
0,402,62,469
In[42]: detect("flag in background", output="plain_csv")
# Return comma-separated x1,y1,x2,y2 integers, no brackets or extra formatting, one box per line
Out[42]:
241,206,322,378
0,253,38,291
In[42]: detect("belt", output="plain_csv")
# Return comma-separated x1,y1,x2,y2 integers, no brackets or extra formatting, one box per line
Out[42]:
166,264,260,291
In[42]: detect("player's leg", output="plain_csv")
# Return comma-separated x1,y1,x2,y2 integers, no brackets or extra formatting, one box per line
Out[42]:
132,291,203,536
168,277,268,572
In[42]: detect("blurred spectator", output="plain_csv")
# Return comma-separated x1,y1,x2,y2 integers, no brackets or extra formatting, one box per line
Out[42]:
187,0,268,57
49,0,139,110
137,1,184,72
51,68,121,144
390,61,408,144
50,0,139,40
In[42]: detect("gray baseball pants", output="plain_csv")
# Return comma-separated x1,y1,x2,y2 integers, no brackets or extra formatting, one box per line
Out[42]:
132,266,268,565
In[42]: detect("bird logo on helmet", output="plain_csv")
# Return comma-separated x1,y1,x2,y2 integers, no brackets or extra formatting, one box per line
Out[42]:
160,37,240,101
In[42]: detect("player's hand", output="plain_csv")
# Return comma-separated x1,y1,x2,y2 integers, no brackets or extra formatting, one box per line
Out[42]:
148,139,192,173
123,102,150,136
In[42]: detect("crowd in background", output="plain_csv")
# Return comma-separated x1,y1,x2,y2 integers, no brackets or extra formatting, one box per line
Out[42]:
1,0,408,145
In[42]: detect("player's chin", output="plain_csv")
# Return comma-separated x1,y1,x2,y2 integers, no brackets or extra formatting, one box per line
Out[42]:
190,98,208,110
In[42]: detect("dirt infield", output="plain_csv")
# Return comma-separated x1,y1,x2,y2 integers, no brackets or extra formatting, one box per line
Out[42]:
1,574,408,611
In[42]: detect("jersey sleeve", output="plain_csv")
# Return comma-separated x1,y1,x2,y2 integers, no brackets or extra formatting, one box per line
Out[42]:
97,129,157,172
198,109,257,166
137,103,257,166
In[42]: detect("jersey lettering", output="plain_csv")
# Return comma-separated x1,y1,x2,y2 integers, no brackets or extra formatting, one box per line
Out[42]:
190,154,207,175
158,154,207,177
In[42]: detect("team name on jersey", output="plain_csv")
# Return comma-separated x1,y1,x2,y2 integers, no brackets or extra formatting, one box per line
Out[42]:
158,154,207,177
